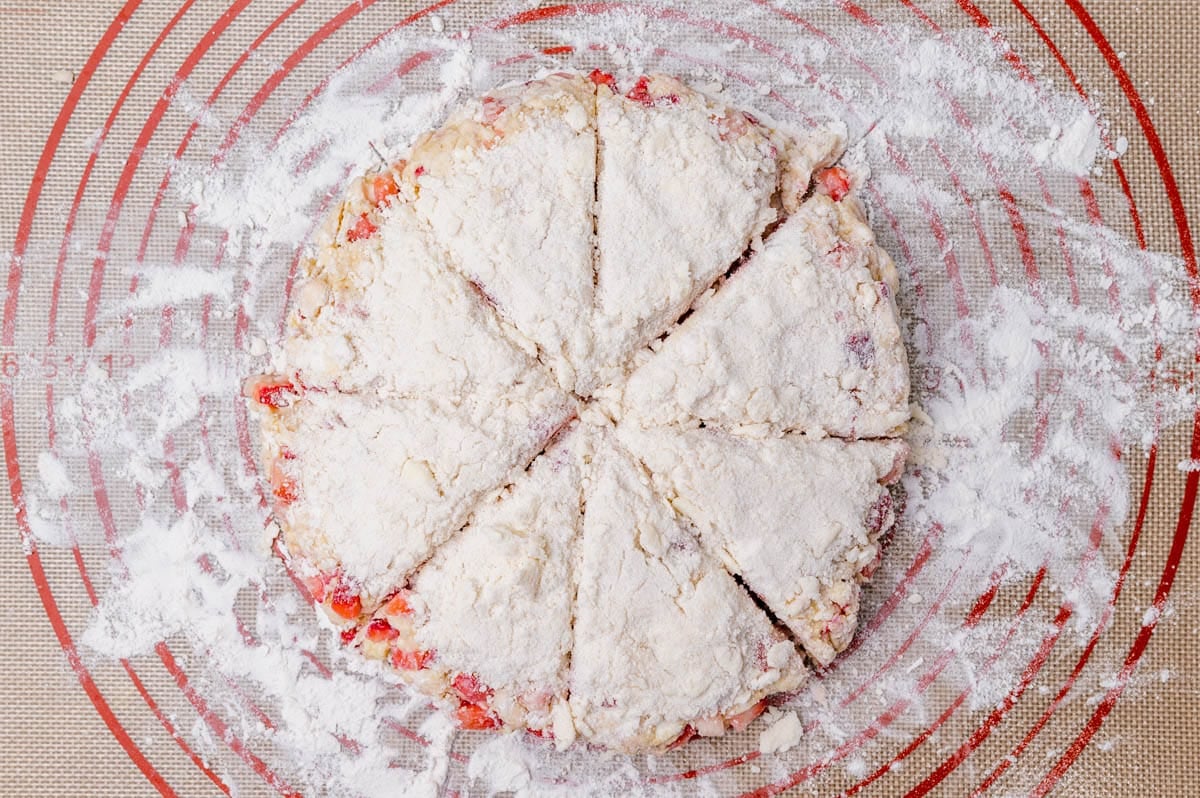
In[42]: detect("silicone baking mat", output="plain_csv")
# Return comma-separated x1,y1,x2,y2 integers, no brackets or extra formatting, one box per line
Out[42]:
1,1,1197,795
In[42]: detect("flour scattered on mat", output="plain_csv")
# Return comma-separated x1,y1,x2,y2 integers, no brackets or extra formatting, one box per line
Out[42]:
24,4,1195,796
759,709,804,754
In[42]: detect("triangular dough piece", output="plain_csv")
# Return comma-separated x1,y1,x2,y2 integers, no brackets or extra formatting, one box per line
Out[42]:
592,74,780,384
622,194,911,438
403,73,598,392
375,424,587,744
570,426,806,751
617,423,907,665
261,389,573,601
284,200,554,405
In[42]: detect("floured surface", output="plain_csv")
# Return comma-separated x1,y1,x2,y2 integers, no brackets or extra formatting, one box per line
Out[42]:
617,424,907,665
570,426,807,751
244,69,908,753
404,73,598,391
622,194,910,438
3,2,1199,797
591,74,780,385
284,200,549,403
260,388,570,599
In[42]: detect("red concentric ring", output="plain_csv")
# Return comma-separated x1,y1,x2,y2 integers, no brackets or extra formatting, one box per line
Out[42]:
5,2,1192,795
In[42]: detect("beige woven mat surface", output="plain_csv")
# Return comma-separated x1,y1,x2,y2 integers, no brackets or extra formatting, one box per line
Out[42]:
1,1,1197,796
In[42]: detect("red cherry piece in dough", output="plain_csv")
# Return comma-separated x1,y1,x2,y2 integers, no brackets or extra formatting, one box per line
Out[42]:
272,477,299,505
366,619,398,642
368,173,398,206
587,69,617,90
329,585,362,619
248,376,296,409
346,213,378,242
626,76,654,106
391,648,435,671
455,702,499,730
384,592,412,616
451,672,492,704
817,166,852,201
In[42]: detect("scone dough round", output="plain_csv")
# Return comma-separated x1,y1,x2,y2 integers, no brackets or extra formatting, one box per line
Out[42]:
248,71,910,752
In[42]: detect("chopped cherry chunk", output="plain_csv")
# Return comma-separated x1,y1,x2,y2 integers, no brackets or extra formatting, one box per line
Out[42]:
626,76,654,106
272,477,299,505
367,172,398,206
246,375,297,409
481,96,505,124
366,618,398,642
384,592,413,616
817,166,852,201
329,585,362,619
257,382,294,408
346,213,378,242
455,702,499,731
452,672,492,705
587,69,617,90
340,626,359,645
391,648,435,671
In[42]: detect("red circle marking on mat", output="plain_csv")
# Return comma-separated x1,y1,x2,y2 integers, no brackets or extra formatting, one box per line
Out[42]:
3,2,188,794
39,2,306,792
744,568,1041,797
742,0,1065,778
728,1,1136,793
2,385,178,796
896,1,1186,793
18,0,1180,792
24,1,367,792
91,0,455,787
1032,1,1198,791
4,1,138,346
970,0,1167,785
46,0,198,344
79,1,255,348
825,2,1152,793
107,0,462,777
43,385,232,794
